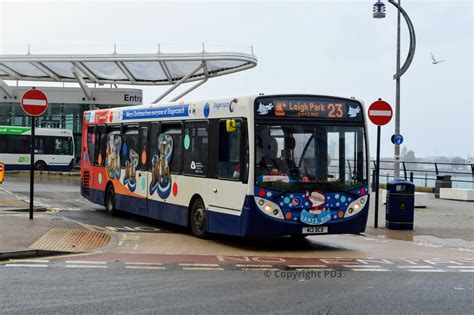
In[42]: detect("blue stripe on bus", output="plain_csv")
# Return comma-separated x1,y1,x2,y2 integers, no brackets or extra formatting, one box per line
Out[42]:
81,188,369,237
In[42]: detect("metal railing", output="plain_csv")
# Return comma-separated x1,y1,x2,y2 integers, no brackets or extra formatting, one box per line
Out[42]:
371,160,474,188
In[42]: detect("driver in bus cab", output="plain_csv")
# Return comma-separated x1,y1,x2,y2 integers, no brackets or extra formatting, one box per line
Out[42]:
256,138,279,176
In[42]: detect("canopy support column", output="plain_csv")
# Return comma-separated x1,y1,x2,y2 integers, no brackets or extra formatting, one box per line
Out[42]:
152,62,205,103
0,78,13,99
72,66,93,100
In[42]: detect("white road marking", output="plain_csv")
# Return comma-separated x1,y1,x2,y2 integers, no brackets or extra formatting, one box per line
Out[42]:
126,266,166,270
458,270,474,272
5,264,48,268
408,269,445,272
448,266,474,269
344,265,381,268
124,262,163,266
66,261,107,264
352,269,390,272
179,263,220,267
66,265,107,269
236,264,273,268
398,266,433,269
288,265,327,268
241,268,279,271
182,267,224,271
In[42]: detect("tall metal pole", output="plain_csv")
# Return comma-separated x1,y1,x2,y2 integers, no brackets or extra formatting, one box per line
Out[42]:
394,0,401,180
374,125,381,228
29,116,35,220
386,0,416,179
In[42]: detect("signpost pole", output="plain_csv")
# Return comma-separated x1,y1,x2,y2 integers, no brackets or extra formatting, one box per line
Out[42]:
22,88,48,220
368,98,393,229
374,125,381,228
29,116,35,220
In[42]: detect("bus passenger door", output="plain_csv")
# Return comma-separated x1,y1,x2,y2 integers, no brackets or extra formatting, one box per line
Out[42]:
207,119,248,233
135,123,149,216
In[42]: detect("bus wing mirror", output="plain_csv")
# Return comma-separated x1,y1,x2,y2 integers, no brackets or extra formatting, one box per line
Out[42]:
226,119,236,133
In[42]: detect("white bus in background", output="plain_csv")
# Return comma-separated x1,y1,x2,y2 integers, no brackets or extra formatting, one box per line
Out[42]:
0,125,74,171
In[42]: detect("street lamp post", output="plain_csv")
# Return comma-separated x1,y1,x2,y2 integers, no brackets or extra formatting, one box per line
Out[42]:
373,0,416,180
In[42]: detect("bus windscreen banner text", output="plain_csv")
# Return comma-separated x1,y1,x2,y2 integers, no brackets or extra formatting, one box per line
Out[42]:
255,97,363,121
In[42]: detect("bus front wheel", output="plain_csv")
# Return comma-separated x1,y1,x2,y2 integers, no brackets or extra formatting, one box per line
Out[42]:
105,185,117,215
190,199,208,238
34,161,47,171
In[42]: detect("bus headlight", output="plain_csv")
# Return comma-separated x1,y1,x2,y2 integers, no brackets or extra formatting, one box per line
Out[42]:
344,195,368,218
254,197,284,220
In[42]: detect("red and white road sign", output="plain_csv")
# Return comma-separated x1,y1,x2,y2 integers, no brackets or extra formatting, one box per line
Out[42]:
368,100,392,126
21,89,48,116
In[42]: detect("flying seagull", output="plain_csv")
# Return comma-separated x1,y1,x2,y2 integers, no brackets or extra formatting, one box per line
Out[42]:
431,52,446,64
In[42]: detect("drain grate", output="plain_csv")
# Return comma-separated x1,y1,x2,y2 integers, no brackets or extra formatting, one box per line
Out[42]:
29,228,110,252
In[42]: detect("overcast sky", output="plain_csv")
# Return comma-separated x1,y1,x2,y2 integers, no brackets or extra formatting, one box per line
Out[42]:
0,0,472,159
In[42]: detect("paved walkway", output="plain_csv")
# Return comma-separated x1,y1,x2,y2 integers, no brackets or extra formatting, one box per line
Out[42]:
0,188,99,257
366,190,474,243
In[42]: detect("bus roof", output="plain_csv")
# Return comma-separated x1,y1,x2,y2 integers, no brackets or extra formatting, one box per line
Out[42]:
84,93,365,125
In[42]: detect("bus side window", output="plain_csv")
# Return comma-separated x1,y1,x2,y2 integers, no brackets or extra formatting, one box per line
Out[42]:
139,126,148,170
218,120,242,180
87,126,96,164
183,122,208,176
149,122,160,171
92,126,106,165
121,125,139,168
161,123,182,174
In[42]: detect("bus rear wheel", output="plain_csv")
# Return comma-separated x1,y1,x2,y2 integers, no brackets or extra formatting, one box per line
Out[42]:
34,161,47,171
190,199,208,238
105,185,117,215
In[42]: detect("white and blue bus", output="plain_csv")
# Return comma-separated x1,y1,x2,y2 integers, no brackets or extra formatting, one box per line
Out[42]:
0,125,74,171
81,94,369,238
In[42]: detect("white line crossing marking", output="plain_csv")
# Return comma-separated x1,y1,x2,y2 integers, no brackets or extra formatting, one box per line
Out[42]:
5,264,48,268
182,267,224,271
448,266,474,269
241,268,279,271
458,270,474,272
344,265,381,268
125,266,166,270
236,264,273,268
179,263,220,267
352,269,390,272
65,261,107,264
66,265,107,269
288,265,327,268
408,269,445,272
398,266,433,269
124,262,163,266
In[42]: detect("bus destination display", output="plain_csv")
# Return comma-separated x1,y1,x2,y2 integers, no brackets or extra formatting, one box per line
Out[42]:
256,98,362,120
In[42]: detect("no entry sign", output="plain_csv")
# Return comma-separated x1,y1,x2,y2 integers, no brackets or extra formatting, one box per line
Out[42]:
368,100,392,126
21,89,48,116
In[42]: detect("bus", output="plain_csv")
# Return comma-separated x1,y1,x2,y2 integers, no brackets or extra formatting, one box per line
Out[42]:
0,125,75,171
81,94,369,238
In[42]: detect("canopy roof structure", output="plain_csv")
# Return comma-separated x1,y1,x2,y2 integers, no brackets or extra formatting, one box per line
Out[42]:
0,51,258,102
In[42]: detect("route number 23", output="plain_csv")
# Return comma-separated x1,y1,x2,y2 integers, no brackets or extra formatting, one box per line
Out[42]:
328,103,343,118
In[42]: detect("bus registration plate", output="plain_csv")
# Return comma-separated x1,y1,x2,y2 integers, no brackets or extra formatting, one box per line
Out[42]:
302,226,328,234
